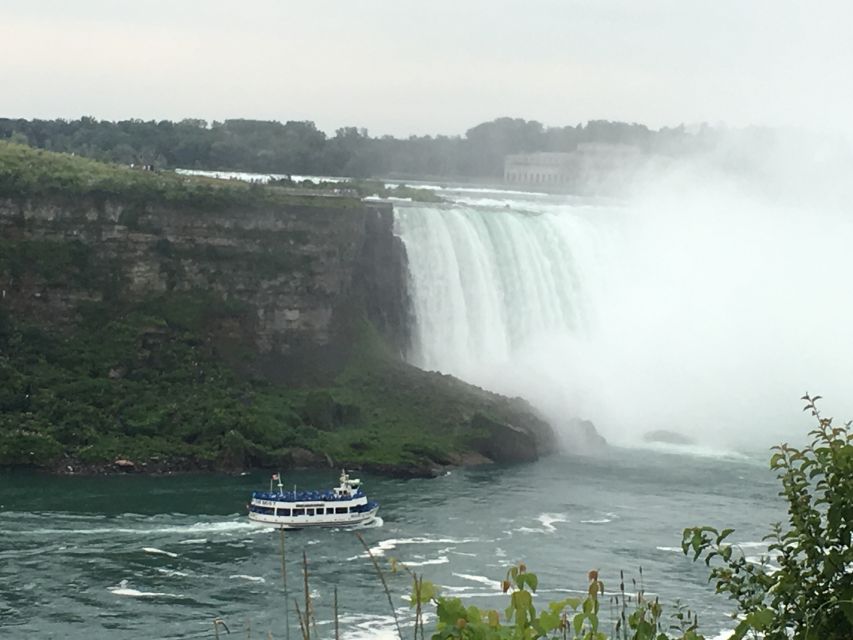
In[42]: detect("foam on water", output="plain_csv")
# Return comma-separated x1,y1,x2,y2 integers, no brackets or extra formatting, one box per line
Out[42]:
230,574,266,583
518,513,570,534
452,573,502,590
537,513,570,532
402,556,449,567
108,580,183,599
143,547,178,558
366,536,477,557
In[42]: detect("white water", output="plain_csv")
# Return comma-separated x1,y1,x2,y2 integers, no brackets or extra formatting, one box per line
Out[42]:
394,180,853,450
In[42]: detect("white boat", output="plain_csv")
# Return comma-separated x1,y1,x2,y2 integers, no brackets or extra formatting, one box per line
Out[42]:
247,470,380,529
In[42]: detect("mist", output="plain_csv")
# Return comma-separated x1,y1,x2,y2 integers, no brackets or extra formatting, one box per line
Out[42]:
397,130,853,453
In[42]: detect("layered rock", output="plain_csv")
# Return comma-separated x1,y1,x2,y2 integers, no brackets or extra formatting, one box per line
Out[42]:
0,195,407,373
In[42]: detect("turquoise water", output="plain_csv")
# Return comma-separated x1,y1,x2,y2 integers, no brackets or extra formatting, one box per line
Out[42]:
0,448,781,639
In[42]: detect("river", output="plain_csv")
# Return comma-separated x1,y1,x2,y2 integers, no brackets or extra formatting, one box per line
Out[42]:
0,446,780,639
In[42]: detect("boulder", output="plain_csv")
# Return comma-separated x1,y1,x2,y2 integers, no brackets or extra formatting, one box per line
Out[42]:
469,412,539,464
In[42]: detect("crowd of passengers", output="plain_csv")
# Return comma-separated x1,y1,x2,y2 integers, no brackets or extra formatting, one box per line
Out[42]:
252,490,363,501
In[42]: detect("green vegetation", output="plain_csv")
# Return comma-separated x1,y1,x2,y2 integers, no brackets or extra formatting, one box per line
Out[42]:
0,293,536,473
1,116,710,179
682,395,853,639
0,141,360,209
407,564,704,640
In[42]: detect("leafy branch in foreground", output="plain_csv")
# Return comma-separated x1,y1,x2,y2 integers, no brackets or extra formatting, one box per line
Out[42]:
683,394,853,640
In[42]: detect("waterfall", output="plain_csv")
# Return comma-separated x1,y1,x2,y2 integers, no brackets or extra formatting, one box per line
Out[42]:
393,187,853,451
395,202,609,381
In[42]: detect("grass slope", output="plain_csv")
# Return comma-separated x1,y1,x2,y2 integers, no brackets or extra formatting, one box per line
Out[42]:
0,141,361,209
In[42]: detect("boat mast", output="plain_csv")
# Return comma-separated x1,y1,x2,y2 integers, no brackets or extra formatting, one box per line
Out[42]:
270,472,284,493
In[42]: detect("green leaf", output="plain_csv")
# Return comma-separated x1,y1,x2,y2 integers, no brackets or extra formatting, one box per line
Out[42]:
573,612,586,636
716,528,735,544
729,619,750,640
744,608,774,630
538,610,560,632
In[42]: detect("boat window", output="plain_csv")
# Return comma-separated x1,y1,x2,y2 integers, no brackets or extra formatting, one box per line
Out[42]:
253,506,274,515
335,507,347,514
292,508,305,516
306,508,314,516
277,508,291,517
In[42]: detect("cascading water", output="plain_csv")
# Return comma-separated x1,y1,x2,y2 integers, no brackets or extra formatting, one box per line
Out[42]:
395,202,605,378
393,184,853,451
394,194,623,447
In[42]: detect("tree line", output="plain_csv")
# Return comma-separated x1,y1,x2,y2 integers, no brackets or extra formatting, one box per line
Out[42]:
0,116,720,179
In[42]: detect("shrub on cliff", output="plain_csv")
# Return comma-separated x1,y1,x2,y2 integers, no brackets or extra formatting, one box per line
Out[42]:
682,394,853,639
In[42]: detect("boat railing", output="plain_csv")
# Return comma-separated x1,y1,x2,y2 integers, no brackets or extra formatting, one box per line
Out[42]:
252,489,365,502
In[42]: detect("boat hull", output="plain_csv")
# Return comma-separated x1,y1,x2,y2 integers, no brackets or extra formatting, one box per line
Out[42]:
248,506,379,529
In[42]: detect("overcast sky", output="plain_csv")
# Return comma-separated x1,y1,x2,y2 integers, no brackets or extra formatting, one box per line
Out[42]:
2,0,852,137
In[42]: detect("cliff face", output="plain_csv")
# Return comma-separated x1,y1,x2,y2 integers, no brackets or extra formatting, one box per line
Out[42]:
0,143,556,475
0,195,408,377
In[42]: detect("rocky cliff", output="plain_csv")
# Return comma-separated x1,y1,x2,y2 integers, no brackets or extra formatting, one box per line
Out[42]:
0,193,407,373
0,142,555,475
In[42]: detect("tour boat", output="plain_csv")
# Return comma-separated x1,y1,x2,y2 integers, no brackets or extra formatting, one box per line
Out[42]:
247,470,380,529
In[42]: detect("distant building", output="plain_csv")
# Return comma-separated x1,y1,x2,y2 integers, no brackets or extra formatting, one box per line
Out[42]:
503,152,574,185
504,143,643,189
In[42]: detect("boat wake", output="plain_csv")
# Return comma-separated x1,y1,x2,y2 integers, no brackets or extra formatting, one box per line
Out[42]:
350,516,384,530
20,519,258,537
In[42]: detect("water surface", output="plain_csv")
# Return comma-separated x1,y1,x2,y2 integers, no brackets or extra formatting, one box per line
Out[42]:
0,447,780,639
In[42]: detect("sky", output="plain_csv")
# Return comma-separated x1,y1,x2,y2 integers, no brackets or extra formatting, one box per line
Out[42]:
2,0,852,137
